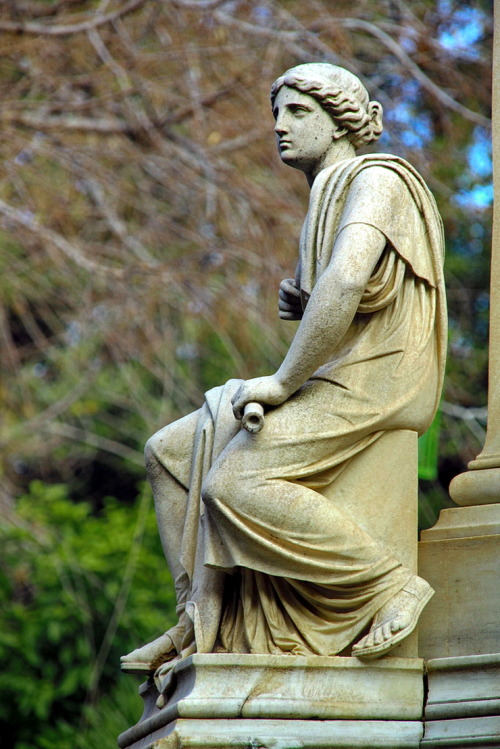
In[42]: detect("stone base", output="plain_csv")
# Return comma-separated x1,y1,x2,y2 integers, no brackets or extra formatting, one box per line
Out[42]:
421,653,500,747
421,716,500,747
144,718,424,748
418,504,500,659
117,654,425,749
425,653,500,721
449,465,500,505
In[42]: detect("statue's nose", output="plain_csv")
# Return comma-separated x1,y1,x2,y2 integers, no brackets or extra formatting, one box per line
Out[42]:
275,121,287,135
274,113,288,135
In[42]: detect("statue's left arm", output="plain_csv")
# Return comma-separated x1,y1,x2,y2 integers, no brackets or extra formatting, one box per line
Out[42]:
232,221,387,419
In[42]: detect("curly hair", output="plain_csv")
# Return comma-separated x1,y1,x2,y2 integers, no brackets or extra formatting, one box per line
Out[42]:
271,63,383,149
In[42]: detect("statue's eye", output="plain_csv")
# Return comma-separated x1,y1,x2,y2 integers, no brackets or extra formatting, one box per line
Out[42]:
289,104,309,116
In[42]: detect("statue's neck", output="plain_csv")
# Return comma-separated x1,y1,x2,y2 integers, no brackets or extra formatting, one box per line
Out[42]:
307,140,356,187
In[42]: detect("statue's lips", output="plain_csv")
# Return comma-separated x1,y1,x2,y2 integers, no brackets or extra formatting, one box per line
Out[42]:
279,141,292,150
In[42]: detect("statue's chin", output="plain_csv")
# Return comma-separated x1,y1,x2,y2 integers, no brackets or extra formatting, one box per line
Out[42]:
279,151,309,173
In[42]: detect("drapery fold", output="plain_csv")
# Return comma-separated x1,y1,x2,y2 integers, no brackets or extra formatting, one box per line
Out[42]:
157,155,446,658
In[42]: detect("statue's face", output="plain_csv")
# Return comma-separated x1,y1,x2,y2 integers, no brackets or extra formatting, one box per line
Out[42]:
272,85,339,174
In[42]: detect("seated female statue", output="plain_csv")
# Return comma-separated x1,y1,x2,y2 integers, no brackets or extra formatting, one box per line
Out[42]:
121,62,446,674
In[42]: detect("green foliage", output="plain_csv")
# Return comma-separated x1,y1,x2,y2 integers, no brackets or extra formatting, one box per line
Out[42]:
0,481,176,748
418,479,455,534
418,410,442,482
25,677,143,749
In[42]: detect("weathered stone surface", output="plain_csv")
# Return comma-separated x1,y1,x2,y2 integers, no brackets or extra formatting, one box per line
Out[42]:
419,504,500,541
146,718,424,749
421,716,500,748
417,18,500,746
425,653,500,720
450,466,500,505
418,505,500,659
421,654,500,747
117,654,424,749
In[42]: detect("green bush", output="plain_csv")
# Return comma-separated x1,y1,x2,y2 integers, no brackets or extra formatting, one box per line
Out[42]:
0,481,177,748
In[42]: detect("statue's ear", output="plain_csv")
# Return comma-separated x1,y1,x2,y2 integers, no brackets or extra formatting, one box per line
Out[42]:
369,101,383,131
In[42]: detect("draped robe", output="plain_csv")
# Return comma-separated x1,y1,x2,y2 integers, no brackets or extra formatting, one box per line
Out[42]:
152,154,447,662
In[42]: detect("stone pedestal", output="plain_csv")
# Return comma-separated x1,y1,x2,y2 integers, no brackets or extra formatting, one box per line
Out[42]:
118,431,424,749
117,654,425,749
418,504,500,659
425,653,500,721
421,654,500,747
418,506,500,746
129,718,424,748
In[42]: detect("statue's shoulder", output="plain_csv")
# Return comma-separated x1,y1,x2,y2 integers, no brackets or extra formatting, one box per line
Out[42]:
346,156,411,204
352,154,417,186
315,156,424,220
351,163,400,189
322,154,418,195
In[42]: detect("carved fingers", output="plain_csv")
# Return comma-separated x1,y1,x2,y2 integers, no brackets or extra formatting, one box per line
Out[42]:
279,277,303,320
231,375,290,421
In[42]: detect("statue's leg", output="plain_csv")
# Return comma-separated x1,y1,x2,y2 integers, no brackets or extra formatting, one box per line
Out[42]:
121,409,200,673
145,410,201,593
201,378,430,656
202,430,406,585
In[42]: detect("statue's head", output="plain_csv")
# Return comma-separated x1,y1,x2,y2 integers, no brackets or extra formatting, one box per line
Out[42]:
270,63,383,149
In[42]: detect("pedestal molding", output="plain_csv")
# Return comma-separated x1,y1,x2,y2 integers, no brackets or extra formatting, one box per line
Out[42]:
449,467,500,506
118,654,425,749
421,715,500,747
147,718,424,749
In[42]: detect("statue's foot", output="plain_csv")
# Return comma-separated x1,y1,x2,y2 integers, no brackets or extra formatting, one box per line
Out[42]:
120,632,177,674
352,575,434,660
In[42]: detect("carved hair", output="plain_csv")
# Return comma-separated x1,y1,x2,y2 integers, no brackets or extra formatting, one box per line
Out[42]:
270,63,383,149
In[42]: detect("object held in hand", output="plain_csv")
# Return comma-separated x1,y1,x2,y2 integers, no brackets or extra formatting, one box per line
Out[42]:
242,402,265,433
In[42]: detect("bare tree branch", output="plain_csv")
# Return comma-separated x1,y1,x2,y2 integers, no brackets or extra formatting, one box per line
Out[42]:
0,0,148,36
82,178,157,263
4,0,83,18
0,197,128,277
442,401,487,422
338,18,491,127
171,0,227,7
44,422,144,466
1,373,98,446
442,401,488,444
2,111,130,134
0,0,491,496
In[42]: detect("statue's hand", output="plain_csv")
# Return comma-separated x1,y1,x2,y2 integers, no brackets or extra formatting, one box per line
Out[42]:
231,375,290,421
279,278,303,320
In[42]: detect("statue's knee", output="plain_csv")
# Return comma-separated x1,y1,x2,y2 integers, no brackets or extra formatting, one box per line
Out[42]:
145,418,186,461
144,432,162,470
201,467,220,511
144,425,179,477
145,410,200,472
202,460,237,511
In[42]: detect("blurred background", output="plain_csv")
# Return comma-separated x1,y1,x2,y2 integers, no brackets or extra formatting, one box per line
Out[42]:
0,1,493,746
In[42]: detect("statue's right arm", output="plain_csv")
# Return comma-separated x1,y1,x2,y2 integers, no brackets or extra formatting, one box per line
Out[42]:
232,169,394,419
272,222,387,394
232,222,387,420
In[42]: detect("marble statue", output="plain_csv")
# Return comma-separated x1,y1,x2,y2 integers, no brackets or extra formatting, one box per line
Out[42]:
121,63,447,678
